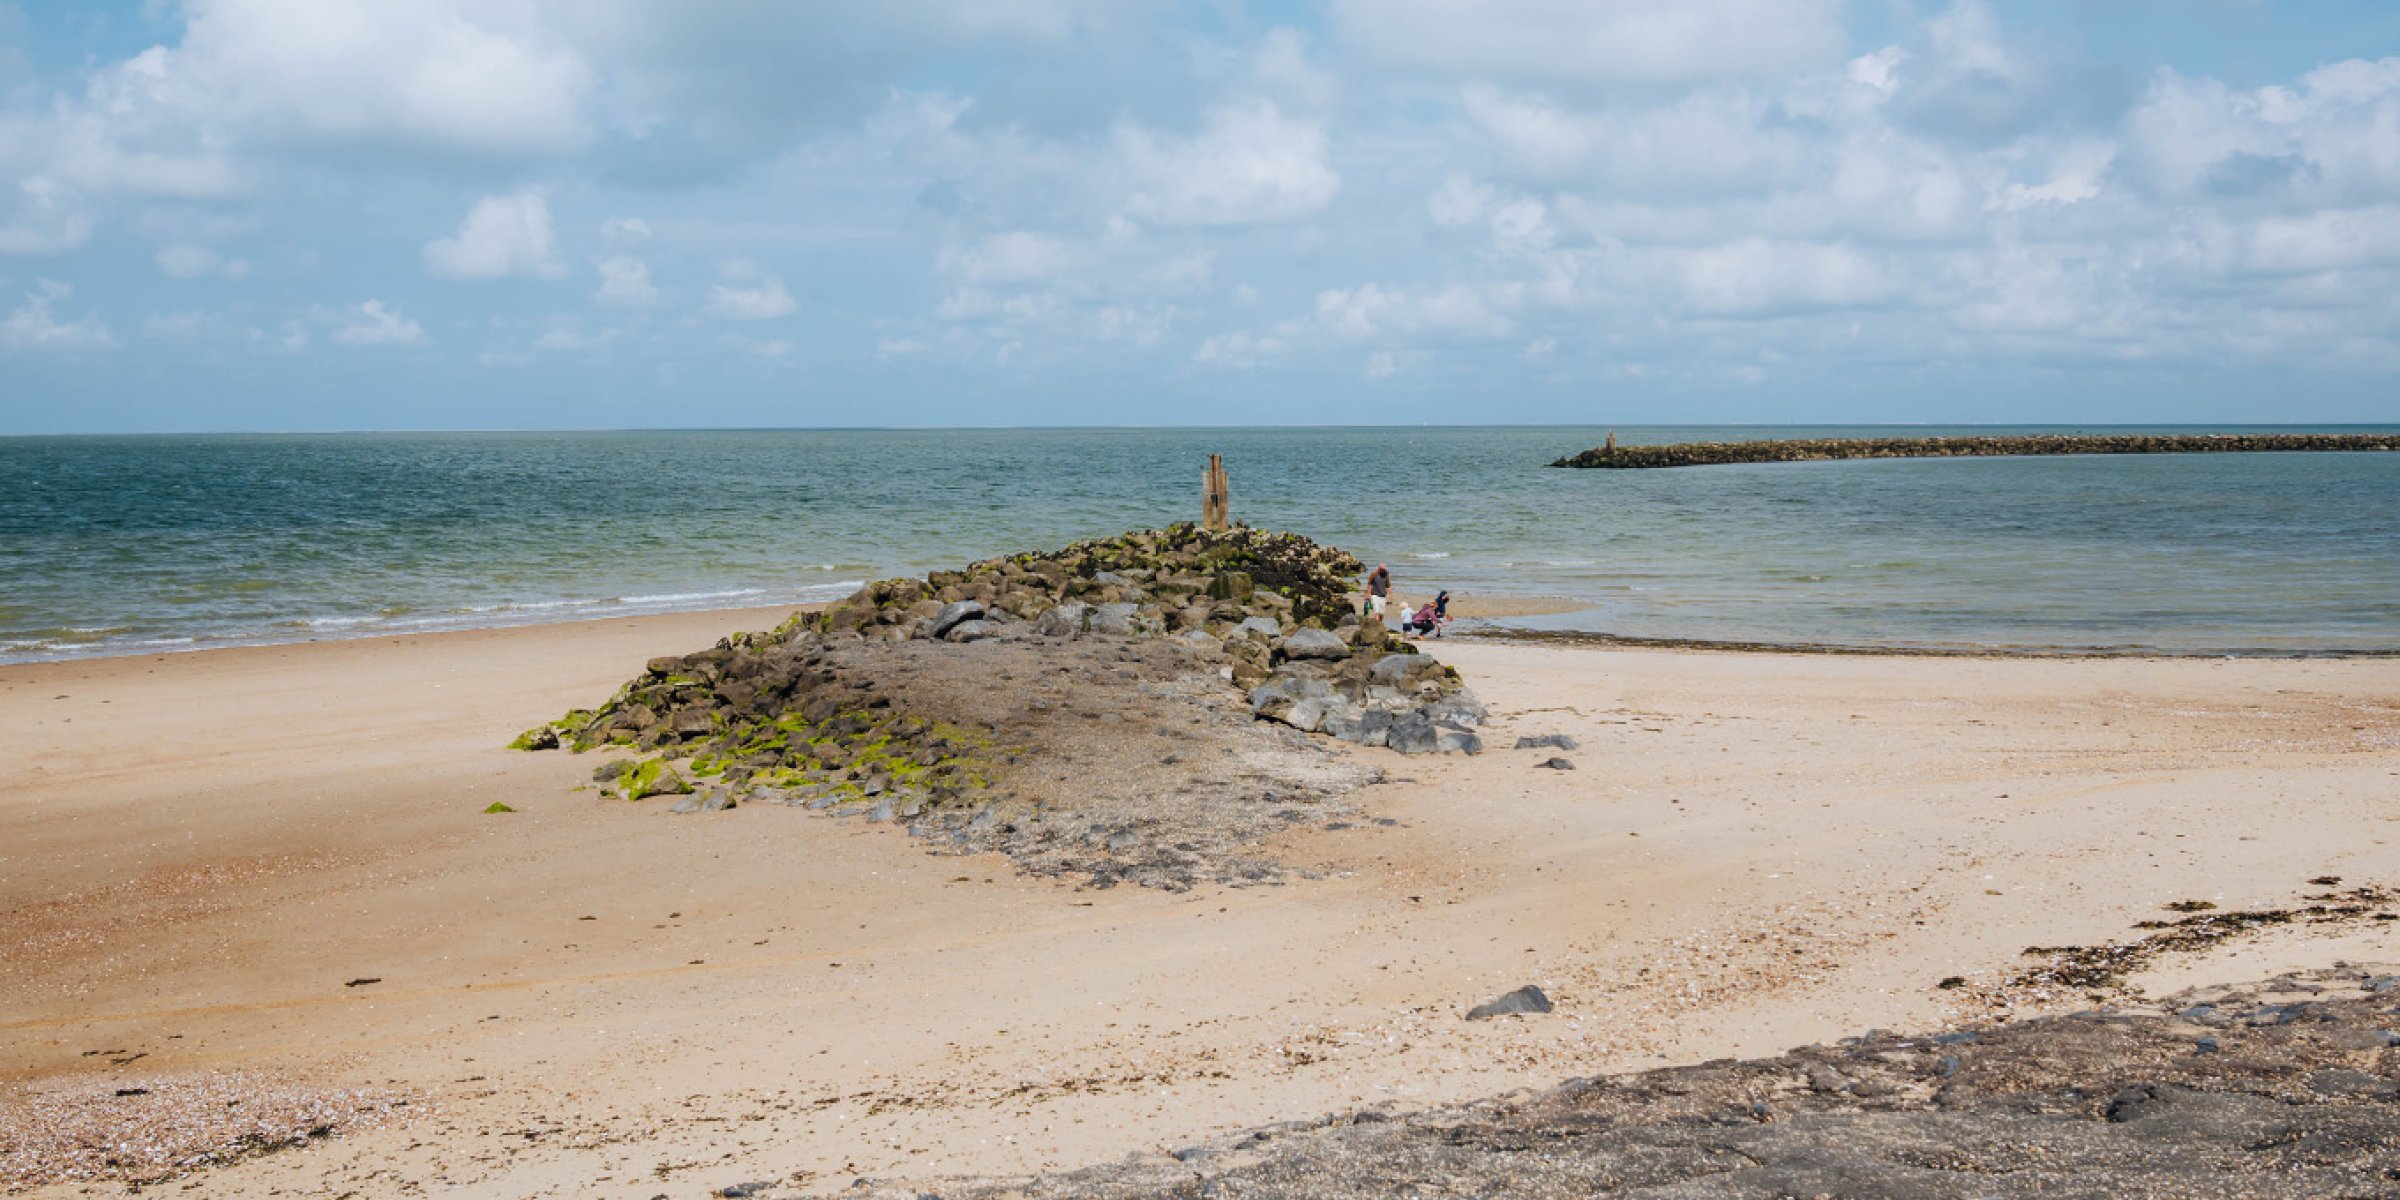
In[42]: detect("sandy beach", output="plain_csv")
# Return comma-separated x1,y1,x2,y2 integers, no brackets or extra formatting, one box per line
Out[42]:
5,609,2397,1197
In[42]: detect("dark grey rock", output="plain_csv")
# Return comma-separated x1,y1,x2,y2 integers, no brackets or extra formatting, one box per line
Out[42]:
1421,692,1488,726
1251,673,1337,722
1368,654,1439,687
1388,712,1441,755
943,619,996,643
1233,616,1284,640
1514,733,1580,751
1537,756,1574,770
930,599,986,639
1466,985,1553,1020
1033,603,1090,638
1280,628,1350,661
1435,727,1483,755
1091,602,1142,636
699,788,736,812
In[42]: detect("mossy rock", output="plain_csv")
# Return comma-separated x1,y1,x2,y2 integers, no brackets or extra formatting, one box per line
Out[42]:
483,801,517,814
618,758,692,800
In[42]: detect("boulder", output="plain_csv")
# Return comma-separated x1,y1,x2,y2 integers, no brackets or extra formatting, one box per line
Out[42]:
943,619,996,643
1422,692,1488,726
1233,616,1284,641
1251,672,1337,722
1091,602,1143,636
1466,985,1553,1020
1515,733,1579,751
1436,726,1484,755
1280,628,1350,661
1369,654,1441,688
1387,712,1441,755
1279,695,1362,734
1033,603,1090,638
930,599,986,639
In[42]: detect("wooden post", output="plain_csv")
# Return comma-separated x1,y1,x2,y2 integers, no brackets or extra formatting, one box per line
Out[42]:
1606,431,1617,454
1202,454,1230,531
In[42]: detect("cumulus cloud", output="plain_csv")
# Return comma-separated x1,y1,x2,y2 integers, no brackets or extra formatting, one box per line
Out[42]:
1120,101,1339,226
0,179,96,256
150,0,592,158
1333,0,1846,82
594,254,664,307
156,243,251,279
2,279,118,350
704,263,797,319
323,299,428,347
1315,282,1516,339
939,231,1088,283
425,190,565,279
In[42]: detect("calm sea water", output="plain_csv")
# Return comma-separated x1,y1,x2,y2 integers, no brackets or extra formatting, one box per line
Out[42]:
3,426,2396,662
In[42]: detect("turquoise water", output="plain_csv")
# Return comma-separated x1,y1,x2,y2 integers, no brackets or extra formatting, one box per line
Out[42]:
3,426,2395,661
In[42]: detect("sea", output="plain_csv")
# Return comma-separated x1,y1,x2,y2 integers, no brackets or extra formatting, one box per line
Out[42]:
3,426,2396,663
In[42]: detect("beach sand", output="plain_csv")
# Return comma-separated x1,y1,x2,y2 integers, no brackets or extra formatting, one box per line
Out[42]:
4,612,2397,1196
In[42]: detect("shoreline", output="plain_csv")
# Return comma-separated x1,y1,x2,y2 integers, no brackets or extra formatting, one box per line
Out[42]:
1459,624,2400,660
10,593,2397,672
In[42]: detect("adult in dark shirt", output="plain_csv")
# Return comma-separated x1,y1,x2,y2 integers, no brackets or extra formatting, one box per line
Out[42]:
1365,563,1391,618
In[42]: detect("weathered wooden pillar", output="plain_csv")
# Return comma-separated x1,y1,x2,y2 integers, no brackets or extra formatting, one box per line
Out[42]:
1202,454,1230,531
1606,431,1617,454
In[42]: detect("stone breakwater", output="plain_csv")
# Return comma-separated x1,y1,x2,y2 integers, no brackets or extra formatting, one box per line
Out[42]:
1550,431,2399,469
512,525,1487,888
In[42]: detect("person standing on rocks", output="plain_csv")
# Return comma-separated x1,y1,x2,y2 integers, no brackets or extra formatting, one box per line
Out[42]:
1365,563,1391,620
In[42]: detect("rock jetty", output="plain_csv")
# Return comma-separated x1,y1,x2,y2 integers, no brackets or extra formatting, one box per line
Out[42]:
1551,431,2397,469
513,525,1486,888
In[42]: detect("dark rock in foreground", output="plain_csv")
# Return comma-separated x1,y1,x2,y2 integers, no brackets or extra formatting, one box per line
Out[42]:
1552,432,2398,469
837,966,2400,1199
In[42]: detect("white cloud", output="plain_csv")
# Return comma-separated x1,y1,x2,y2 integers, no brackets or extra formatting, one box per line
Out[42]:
1671,239,1895,316
156,243,251,279
1120,100,1339,226
150,0,592,158
0,178,96,256
1334,0,1847,83
594,254,664,307
705,263,797,320
2247,207,2400,275
939,231,1086,283
1363,350,1397,379
1315,282,1516,339
425,190,565,280
1193,326,1297,368
2,279,119,350
324,299,428,346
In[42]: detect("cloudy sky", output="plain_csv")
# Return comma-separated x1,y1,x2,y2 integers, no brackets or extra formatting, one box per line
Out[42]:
1,0,2396,432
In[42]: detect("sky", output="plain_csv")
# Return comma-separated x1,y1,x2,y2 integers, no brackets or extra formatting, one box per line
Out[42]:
0,0,2396,432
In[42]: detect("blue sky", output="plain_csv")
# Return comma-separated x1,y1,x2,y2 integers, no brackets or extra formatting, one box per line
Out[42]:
1,0,2396,432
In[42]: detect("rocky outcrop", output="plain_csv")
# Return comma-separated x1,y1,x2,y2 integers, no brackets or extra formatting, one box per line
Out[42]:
508,525,1478,887
1552,432,2398,469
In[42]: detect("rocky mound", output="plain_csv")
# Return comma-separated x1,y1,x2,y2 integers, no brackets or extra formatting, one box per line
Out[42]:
513,526,1485,888
833,966,2400,1199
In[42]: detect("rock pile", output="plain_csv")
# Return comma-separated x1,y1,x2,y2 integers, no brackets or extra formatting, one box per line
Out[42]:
511,525,1482,883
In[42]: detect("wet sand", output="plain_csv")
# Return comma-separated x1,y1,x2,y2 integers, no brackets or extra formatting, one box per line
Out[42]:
3,611,2396,1196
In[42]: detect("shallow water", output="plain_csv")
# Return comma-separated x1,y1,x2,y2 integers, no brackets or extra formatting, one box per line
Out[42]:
3,425,2395,661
